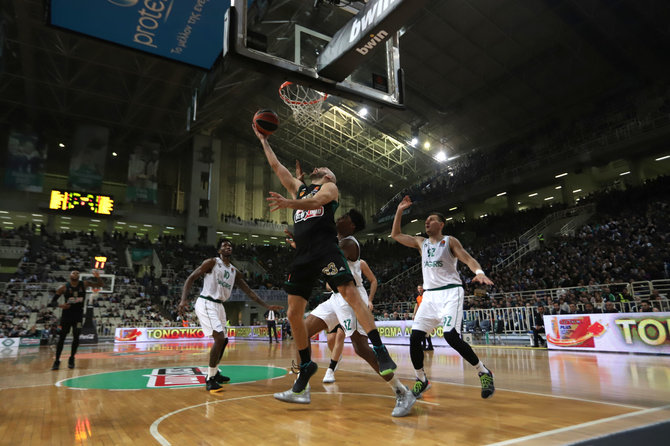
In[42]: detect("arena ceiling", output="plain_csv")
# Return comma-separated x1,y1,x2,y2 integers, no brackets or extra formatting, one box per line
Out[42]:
1,0,670,198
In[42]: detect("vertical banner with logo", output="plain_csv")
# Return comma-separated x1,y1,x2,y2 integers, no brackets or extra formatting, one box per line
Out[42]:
4,130,47,192
49,0,230,69
68,125,109,191
127,143,160,204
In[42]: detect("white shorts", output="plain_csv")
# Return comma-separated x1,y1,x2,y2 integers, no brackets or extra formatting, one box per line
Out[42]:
311,286,368,337
195,297,227,337
412,286,464,334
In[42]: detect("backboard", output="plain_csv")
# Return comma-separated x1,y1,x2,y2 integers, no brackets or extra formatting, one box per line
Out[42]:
227,0,426,108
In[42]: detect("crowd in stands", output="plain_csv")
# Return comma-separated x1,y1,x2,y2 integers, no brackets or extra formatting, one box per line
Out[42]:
374,82,670,223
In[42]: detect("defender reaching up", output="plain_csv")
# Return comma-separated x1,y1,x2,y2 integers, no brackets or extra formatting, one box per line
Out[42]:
391,196,496,400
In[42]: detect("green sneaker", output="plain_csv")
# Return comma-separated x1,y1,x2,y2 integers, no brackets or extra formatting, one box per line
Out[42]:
479,370,495,399
411,378,431,398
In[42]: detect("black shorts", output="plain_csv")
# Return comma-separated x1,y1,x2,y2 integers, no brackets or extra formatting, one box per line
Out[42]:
284,249,354,300
328,324,343,335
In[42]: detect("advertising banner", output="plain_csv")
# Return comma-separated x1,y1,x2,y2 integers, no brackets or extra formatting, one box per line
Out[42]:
114,325,283,343
4,130,47,192
0,337,20,357
49,0,229,69
68,125,109,191
544,312,670,355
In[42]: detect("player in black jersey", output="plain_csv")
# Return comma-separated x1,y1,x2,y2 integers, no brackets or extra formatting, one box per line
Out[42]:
50,270,103,370
254,125,396,404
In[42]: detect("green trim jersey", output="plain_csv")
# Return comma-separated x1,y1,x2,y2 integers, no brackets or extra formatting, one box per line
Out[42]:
199,257,236,302
342,235,363,287
293,183,339,261
421,236,461,289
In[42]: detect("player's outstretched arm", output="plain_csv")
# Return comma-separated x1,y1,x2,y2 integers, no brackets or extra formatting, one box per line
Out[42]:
391,195,423,251
234,273,283,311
449,237,494,286
50,285,68,309
178,258,215,314
253,124,301,198
267,182,338,212
360,259,377,310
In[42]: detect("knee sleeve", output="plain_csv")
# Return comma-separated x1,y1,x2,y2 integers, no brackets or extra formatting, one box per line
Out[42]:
410,330,426,370
443,328,479,366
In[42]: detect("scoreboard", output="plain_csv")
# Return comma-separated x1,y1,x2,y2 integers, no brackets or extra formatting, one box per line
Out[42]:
49,190,114,216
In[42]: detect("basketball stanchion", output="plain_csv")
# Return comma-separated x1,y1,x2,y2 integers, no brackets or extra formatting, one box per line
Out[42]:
278,81,328,127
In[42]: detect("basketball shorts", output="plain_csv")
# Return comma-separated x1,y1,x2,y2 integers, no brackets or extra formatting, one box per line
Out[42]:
284,249,354,299
195,296,227,337
311,286,368,337
412,286,464,335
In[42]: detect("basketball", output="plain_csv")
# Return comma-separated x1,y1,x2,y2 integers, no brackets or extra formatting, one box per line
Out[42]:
253,109,279,135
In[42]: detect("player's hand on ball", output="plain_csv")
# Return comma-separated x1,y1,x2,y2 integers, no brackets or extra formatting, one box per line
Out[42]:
267,191,289,212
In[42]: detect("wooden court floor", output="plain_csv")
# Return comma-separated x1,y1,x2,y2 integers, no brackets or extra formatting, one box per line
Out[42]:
1,340,669,445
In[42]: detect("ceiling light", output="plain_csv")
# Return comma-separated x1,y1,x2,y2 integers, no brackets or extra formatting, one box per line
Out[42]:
61,216,71,220
411,219,418,223
129,225,138,228
620,171,630,176
233,233,240,235
423,141,431,150
118,221,126,225
112,152,118,157
410,137,418,147
449,207,457,211
0,211,7,214
572,189,582,193
1,216,10,219
434,151,447,162
366,233,375,236
415,232,421,235
91,219,100,222
32,214,42,217
655,155,669,161
446,217,453,221
528,193,538,197
517,202,521,205
555,186,562,190
555,173,568,178
166,226,174,229
251,234,259,237
496,192,506,196
143,224,152,227
359,107,368,117
58,143,65,148
270,236,277,239
447,155,459,161
389,184,393,188
544,196,554,201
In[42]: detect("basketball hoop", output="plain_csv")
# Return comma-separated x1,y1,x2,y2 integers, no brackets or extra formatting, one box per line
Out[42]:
279,81,328,127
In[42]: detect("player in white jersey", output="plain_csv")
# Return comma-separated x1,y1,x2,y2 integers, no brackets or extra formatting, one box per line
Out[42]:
391,196,496,400
304,209,416,417
178,240,282,393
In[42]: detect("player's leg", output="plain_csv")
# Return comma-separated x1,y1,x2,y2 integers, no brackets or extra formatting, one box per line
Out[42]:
335,282,397,375
194,297,228,393
52,321,71,370
349,331,416,417
68,322,81,369
410,298,439,398
440,288,494,399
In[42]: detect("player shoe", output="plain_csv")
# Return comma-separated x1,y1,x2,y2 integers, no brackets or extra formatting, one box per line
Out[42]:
411,378,431,399
322,368,336,383
68,357,75,369
373,345,397,376
206,377,224,393
213,371,231,384
479,370,495,399
391,387,417,417
292,361,318,393
51,360,60,370
274,385,311,404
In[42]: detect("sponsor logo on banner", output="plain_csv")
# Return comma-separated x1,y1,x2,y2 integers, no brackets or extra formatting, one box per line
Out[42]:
615,316,670,346
348,0,399,43
147,328,205,340
547,316,604,348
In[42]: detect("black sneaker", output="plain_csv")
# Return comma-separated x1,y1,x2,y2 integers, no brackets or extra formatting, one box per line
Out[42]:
206,377,224,393
292,361,318,393
479,370,495,399
51,360,60,371
213,371,231,384
68,357,75,369
411,378,431,398
373,345,397,376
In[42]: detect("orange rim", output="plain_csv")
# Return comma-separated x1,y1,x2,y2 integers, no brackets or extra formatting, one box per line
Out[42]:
278,81,328,106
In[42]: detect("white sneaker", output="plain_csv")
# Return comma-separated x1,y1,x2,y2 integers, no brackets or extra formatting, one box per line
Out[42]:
391,387,417,417
322,368,336,383
274,385,311,404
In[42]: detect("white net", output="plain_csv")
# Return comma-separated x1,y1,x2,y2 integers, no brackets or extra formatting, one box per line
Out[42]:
279,81,327,127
